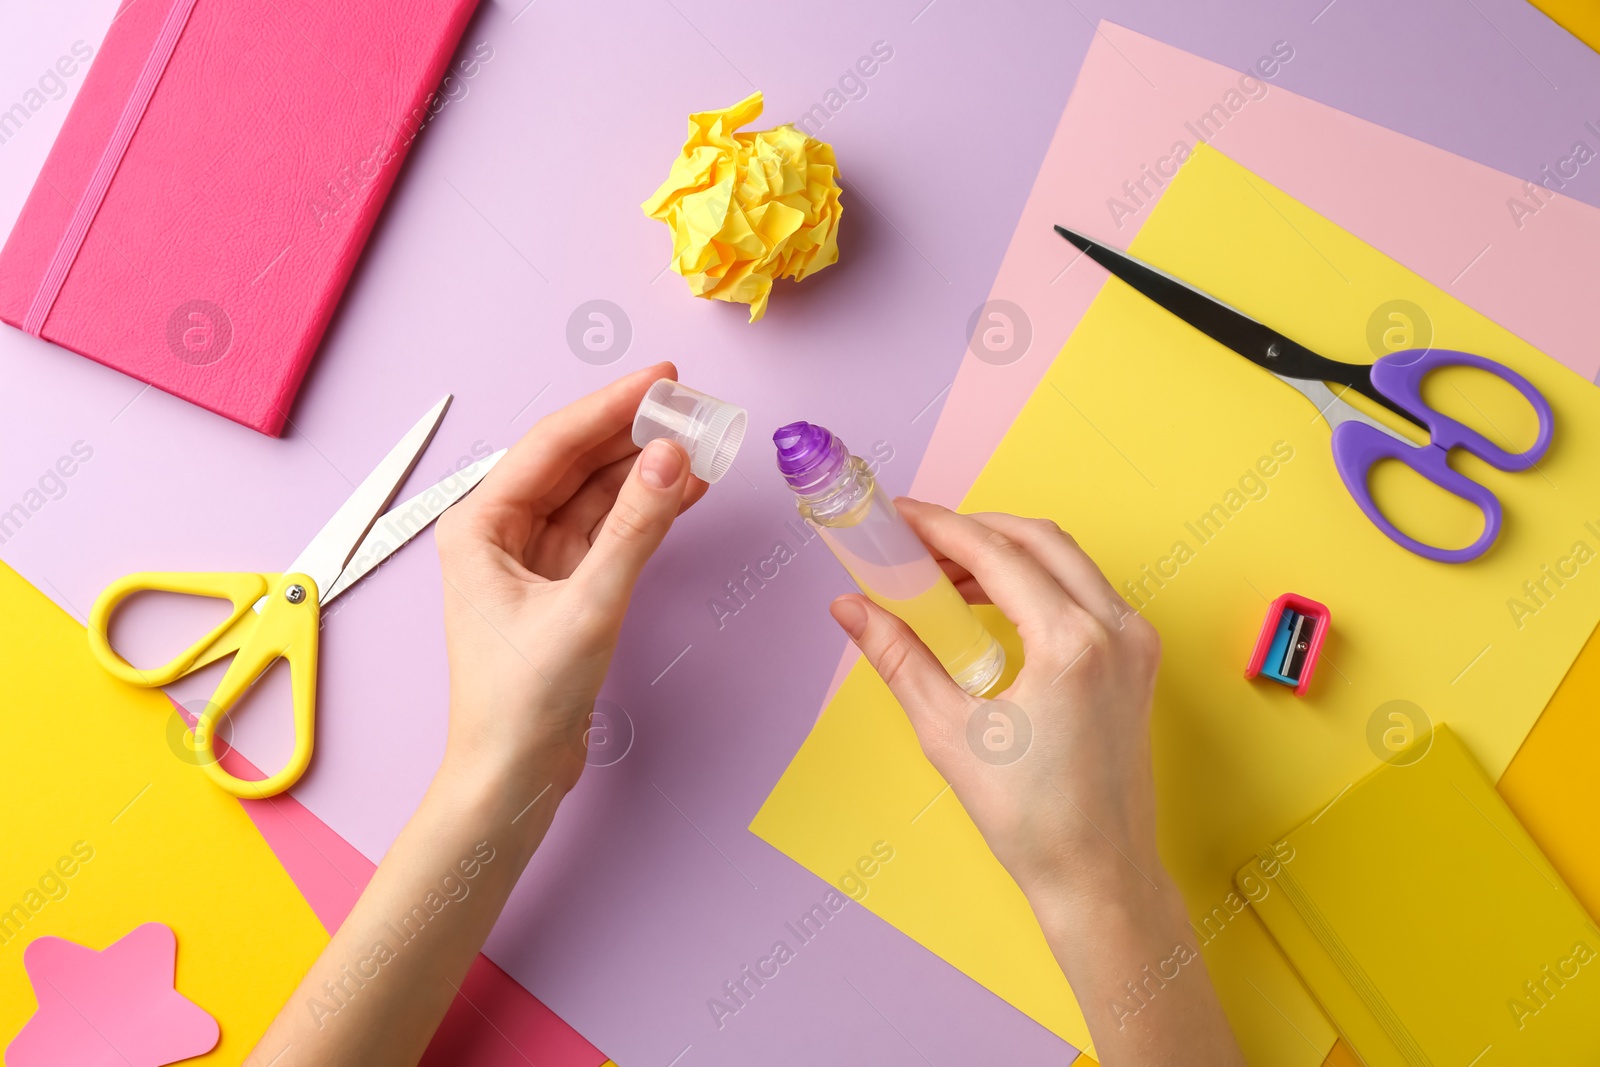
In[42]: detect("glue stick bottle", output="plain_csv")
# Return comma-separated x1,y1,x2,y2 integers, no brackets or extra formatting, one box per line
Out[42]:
774,422,1005,696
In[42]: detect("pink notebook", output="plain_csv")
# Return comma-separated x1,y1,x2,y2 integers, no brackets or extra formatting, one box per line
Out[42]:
0,0,479,435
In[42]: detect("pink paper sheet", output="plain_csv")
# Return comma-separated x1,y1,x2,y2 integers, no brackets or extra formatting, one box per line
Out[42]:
911,21,1600,510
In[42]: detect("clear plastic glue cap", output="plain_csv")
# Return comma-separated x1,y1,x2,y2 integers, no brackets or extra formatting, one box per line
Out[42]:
631,379,748,484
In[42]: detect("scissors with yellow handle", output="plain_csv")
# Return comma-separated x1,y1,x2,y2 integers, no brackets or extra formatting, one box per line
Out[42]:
88,395,504,799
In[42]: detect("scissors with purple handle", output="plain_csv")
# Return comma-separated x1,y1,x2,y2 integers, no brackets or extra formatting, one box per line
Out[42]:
1055,225,1555,564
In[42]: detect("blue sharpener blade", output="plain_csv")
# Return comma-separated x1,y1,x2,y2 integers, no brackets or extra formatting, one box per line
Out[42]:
1260,610,1301,687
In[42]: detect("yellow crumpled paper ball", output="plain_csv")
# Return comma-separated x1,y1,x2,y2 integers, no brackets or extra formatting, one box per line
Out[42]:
642,91,843,322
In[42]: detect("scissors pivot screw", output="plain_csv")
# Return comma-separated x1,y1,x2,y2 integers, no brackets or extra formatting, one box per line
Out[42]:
284,584,307,604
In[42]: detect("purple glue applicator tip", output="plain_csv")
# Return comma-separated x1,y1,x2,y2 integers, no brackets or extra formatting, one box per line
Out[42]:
773,421,847,494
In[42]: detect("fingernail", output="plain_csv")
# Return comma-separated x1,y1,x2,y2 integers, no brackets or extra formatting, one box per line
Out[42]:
640,440,684,489
830,596,869,639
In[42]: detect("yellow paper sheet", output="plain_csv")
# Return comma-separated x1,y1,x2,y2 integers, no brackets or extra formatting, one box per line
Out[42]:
0,561,327,1062
1322,1040,1364,1067
752,145,1600,1065
1499,622,1600,919
1528,0,1600,53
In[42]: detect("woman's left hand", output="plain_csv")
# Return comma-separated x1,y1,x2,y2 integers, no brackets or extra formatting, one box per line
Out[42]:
434,361,706,795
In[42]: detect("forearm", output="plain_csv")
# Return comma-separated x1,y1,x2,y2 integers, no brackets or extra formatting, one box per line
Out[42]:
245,758,565,1067
1030,871,1246,1067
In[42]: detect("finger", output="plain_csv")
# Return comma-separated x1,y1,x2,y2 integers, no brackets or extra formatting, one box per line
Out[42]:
512,452,640,580
934,557,990,603
475,362,676,512
570,439,692,615
892,499,1085,636
954,510,1128,628
677,476,710,516
459,427,642,566
527,427,647,521
556,453,709,549
548,452,636,538
830,594,970,742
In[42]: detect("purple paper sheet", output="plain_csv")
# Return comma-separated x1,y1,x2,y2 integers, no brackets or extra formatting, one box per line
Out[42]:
2,0,1598,1064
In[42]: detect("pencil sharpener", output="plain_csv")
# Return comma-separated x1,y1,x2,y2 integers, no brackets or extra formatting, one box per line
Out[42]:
1245,593,1330,697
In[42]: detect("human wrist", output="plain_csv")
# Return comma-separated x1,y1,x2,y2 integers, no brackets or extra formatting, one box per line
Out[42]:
1025,860,1190,968
433,739,574,838
440,687,589,787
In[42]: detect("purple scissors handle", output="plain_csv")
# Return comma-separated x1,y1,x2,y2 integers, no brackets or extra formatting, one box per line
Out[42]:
1329,348,1554,564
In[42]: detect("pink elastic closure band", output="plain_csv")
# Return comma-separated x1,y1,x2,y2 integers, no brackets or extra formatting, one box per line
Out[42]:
23,0,200,337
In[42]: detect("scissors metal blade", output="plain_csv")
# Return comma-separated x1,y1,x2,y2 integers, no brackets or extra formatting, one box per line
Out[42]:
1053,225,1426,432
321,448,507,605
284,395,453,601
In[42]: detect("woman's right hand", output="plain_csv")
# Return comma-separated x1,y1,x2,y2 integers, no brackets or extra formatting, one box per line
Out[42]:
828,499,1165,909
828,500,1245,1065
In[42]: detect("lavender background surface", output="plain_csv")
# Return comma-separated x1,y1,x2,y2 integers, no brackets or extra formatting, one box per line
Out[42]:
1,0,1596,1063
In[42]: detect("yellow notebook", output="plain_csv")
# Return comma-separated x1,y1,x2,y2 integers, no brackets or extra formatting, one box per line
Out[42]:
1238,726,1600,1067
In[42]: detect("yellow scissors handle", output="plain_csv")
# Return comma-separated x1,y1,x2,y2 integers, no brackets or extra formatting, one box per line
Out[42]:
88,571,321,799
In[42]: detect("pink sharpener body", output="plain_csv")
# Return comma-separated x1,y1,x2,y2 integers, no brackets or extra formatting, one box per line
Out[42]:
1245,593,1331,697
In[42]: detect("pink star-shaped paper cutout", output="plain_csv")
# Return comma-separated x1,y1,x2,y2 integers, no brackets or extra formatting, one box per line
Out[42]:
6,922,220,1067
